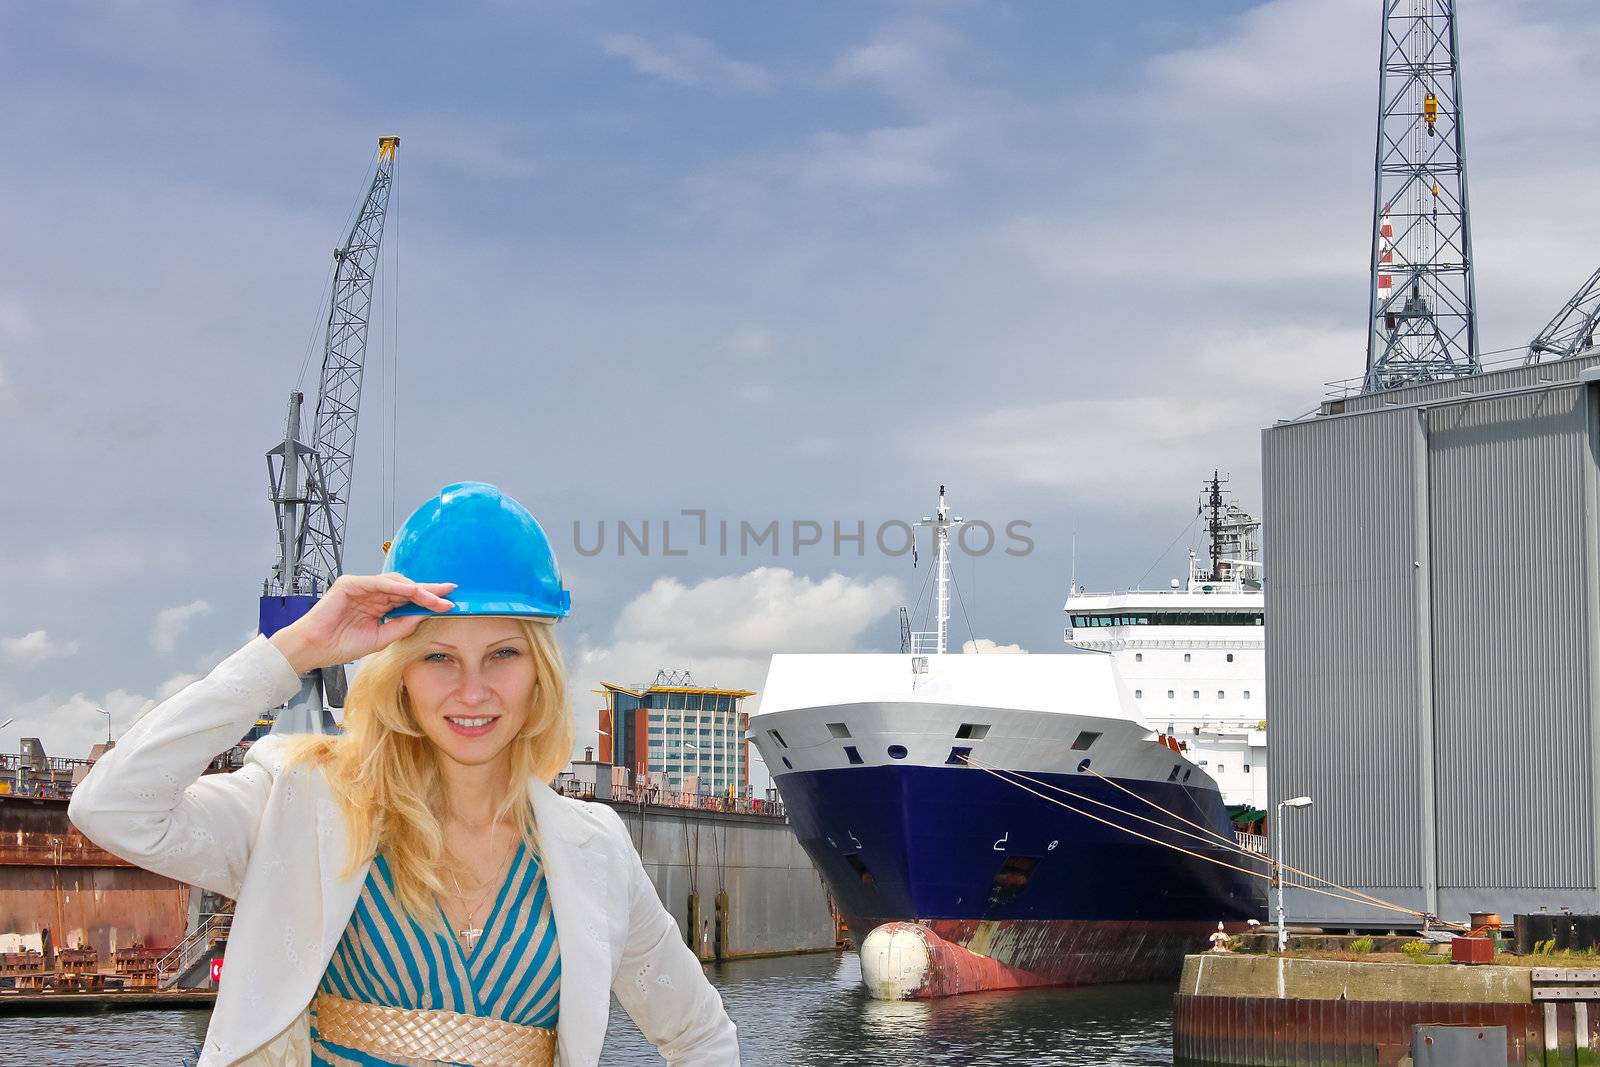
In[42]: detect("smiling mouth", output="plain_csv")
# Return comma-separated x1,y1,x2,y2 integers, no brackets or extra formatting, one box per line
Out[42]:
444,715,499,736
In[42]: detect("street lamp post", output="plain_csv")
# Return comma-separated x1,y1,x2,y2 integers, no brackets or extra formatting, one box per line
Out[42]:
97,708,112,746
1275,795,1314,952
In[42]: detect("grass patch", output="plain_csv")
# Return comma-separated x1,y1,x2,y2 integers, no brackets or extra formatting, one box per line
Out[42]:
1350,936,1374,953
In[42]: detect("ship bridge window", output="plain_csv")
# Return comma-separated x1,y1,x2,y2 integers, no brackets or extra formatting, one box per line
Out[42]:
826,722,852,739
1072,611,1263,627
986,856,1040,908
956,723,990,740
1070,731,1101,751
767,729,789,749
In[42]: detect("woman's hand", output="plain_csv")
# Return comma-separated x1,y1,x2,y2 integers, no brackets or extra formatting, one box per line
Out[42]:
268,574,456,675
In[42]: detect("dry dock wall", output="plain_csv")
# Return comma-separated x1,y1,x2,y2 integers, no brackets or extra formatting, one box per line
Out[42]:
1262,353,1600,926
599,800,836,959
1173,954,1599,1066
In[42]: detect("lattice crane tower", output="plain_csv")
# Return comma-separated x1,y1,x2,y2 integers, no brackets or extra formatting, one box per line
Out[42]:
1363,0,1479,393
260,136,399,732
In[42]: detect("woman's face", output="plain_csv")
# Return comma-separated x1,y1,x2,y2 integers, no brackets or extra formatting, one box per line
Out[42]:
401,616,535,769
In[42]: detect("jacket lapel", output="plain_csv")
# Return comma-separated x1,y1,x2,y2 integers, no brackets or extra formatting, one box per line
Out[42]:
530,781,612,1066
314,774,369,951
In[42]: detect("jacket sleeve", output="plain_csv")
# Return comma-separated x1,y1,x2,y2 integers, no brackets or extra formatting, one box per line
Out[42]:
67,636,304,899
602,806,741,1065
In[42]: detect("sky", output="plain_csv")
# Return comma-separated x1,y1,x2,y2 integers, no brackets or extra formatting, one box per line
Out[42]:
3,0,1598,791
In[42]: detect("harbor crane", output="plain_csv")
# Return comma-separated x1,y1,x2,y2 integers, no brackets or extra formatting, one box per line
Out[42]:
1363,0,1480,392
1525,266,1600,365
259,136,399,734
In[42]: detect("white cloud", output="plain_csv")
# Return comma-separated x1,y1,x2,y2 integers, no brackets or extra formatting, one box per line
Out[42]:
962,638,1026,654
611,567,901,656
798,123,959,190
937,323,1357,507
567,567,905,784
600,32,774,92
0,630,78,663
152,600,213,654
157,673,200,700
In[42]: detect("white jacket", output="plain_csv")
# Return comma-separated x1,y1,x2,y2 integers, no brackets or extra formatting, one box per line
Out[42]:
67,637,739,1066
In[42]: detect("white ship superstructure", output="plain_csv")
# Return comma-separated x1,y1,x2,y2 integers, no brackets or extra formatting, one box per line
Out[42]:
1065,481,1266,810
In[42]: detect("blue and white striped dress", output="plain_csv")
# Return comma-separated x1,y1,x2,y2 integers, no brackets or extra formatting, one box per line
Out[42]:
310,839,560,1066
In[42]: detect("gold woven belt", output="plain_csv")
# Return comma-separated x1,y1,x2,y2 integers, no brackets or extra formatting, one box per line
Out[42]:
313,992,557,1067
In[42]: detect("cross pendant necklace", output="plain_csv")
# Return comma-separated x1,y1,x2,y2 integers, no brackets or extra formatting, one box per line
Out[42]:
445,821,509,952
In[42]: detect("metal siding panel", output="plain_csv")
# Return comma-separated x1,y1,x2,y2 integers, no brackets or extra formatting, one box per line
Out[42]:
1427,389,1595,889
1265,411,1427,907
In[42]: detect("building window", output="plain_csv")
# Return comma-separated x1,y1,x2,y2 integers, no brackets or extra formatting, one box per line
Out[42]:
1134,689,1143,698
1192,691,1200,699
1167,690,1175,699
1135,653,1143,662
1217,690,1225,700
1226,653,1234,663
1184,653,1191,663
1243,763,1251,773
1217,765,1226,775
1244,690,1251,699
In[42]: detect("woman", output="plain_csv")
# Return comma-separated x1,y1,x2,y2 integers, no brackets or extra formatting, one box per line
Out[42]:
69,482,739,1066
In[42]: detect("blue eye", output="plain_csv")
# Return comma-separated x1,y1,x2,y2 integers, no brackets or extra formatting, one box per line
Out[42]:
492,647,521,659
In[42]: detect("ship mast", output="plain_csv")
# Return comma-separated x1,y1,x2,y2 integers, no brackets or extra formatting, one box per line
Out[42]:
1204,470,1227,583
913,485,963,655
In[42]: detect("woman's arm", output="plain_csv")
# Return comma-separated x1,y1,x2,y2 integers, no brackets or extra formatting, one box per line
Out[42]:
603,807,740,1065
67,637,302,898
68,573,456,899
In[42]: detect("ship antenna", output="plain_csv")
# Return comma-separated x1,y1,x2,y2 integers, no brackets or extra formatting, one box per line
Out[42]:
913,484,964,654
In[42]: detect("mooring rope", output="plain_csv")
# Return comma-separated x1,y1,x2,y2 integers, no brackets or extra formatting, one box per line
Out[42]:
962,754,1465,928
1075,763,1438,924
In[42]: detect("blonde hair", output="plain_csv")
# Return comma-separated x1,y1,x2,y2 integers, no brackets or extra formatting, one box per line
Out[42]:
286,616,573,931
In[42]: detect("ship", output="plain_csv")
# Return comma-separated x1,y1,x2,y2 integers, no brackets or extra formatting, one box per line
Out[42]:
1065,472,1267,818
749,486,1267,999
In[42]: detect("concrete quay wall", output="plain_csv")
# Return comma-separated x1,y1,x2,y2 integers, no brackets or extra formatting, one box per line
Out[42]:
598,800,836,960
1174,954,1595,1066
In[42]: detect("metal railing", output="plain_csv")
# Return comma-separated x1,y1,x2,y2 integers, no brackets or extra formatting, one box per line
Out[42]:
1234,830,1268,855
157,912,231,988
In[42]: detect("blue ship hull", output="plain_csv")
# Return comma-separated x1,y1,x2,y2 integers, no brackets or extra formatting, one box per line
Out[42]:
776,763,1268,985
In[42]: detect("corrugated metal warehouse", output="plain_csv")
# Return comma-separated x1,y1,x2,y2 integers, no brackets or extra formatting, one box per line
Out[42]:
1263,352,1600,926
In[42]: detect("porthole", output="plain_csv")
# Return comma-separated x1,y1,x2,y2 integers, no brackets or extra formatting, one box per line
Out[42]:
887,745,908,760
781,757,792,770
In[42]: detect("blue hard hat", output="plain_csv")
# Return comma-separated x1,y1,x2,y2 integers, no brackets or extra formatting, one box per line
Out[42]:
382,482,571,620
